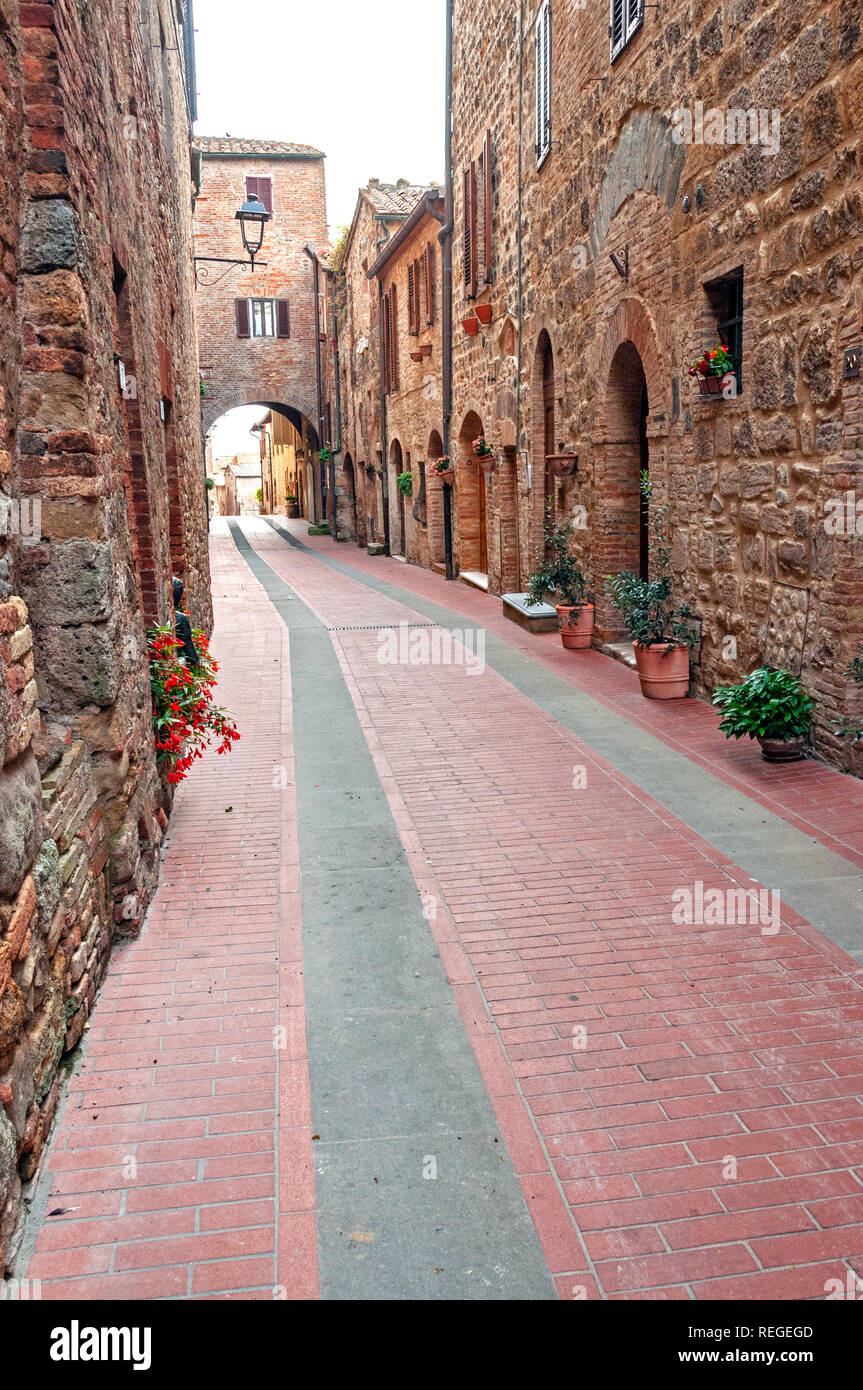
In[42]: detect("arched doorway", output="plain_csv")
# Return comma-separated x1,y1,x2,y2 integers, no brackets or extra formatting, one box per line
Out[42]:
389,437,405,557
541,334,556,553
342,453,358,540
457,410,488,579
597,339,650,637
427,429,447,571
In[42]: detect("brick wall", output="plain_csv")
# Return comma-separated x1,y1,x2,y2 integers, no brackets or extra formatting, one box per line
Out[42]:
195,141,328,458
449,0,863,767
0,0,209,1270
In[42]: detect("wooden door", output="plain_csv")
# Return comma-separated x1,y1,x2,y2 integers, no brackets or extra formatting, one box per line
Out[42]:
478,465,488,573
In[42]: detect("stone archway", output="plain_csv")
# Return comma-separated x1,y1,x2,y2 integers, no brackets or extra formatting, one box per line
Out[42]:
202,388,318,440
457,410,488,577
427,429,446,569
389,437,405,557
592,297,669,640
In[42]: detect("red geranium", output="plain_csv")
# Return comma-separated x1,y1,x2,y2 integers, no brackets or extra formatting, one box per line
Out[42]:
148,624,240,784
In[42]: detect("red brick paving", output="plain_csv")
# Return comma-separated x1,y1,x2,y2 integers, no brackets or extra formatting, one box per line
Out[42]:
244,520,863,1300
23,520,863,1300
25,532,317,1301
297,523,863,870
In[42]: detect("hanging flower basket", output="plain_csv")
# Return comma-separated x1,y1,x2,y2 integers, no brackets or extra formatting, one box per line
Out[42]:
475,303,493,325
434,456,455,484
473,437,495,472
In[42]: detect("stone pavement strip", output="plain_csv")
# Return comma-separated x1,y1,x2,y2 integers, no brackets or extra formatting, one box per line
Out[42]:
22,517,863,1300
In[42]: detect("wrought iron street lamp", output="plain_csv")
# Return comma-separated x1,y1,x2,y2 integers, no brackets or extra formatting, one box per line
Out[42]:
194,195,272,286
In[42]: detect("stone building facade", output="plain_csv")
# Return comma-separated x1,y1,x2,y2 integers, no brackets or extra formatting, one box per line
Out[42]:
448,0,863,766
337,181,430,551
195,138,329,524
0,0,209,1268
369,192,446,571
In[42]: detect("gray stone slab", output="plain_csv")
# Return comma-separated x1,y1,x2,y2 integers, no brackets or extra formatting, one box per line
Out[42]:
229,521,558,1302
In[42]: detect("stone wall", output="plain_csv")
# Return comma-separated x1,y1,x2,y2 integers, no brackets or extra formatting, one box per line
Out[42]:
449,0,863,767
0,0,209,1270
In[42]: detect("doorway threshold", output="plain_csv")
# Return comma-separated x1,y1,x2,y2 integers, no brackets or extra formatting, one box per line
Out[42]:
601,639,637,669
460,571,489,592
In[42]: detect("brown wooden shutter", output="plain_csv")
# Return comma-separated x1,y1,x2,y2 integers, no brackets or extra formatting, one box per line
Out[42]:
246,176,272,213
390,283,398,390
382,292,391,394
407,262,416,335
415,258,422,327
464,163,477,298
276,299,291,338
424,244,435,325
483,129,493,284
235,298,250,338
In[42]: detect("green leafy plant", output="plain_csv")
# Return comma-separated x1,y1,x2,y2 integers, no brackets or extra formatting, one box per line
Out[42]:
434,456,452,473
525,520,588,609
836,645,863,742
712,667,814,742
689,344,735,379
286,494,298,503
604,473,697,648
365,463,377,477
205,477,215,490
396,470,413,497
473,436,493,458
319,446,332,464
199,378,207,398
255,487,263,504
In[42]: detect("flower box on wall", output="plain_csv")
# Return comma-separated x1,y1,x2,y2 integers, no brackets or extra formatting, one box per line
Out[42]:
475,303,493,325
547,454,578,479
462,316,479,336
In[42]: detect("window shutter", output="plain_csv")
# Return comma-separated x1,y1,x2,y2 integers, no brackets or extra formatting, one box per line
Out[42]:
424,244,435,325
235,298,250,338
246,175,272,213
407,262,416,335
464,163,477,298
610,0,625,58
536,1,551,164
276,299,291,338
382,292,391,394
483,129,493,283
390,283,398,390
414,258,422,328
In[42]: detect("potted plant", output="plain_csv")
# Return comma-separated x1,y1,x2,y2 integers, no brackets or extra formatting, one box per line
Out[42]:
319,446,332,463
397,470,413,497
713,667,813,763
286,494,299,519
365,462,377,478
547,454,577,479
604,473,697,698
525,520,594,650
476,303,493,325
205,477,215,491
689,343,736,397
434,456,454,484
473,436,496,472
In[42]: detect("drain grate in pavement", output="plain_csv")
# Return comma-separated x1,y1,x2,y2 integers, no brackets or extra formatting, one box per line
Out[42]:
326,622,441,632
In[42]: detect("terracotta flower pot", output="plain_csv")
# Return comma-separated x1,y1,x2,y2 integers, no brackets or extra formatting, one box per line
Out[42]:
757,735,807,764
696,373,722,396
476,303,493,325
478,453,496,473
548,456,577,479
436,467,455,484
633,641,691,699
557,603,594,651
287,502,299,519
462,316,479,336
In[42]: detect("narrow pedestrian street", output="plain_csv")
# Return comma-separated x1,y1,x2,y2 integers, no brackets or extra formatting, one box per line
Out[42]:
21,522,863,1301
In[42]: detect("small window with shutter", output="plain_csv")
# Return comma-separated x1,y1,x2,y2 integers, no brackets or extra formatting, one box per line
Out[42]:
236,299,251,338
463,162,478,298
535,1,551,169
610,0,643,62
245,176,273,214
237,298,290,339
424,244,435,326
407,263,418,336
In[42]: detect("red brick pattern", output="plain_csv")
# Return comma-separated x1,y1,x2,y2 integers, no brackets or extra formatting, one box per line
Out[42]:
246,524,863,1298
24,533,317,1299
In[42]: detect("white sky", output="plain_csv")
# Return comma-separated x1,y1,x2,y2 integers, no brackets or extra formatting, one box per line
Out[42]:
195,1,445,458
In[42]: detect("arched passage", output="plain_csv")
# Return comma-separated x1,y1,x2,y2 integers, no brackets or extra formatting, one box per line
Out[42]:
457,410,488,578
427,429,447,569
596,341,650,637
340,452,358,540
389,437,405,557
206,401,318,522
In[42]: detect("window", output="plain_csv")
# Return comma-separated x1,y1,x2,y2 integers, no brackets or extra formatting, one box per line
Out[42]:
408,261,419,336
423,244,435,326
610,0,644,63
463,162,478,298
245,176,273,214
535,1,551,168
236,298,290,339
382,289,398,393
705,267,744,389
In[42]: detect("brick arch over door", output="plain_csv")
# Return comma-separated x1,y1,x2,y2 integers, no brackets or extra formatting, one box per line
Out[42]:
587,110,686,264
202,388,318,439
592,297,668,641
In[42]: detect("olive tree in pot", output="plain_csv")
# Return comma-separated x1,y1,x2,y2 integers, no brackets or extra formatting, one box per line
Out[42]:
604,475,697,698
525,520,593,649
712,666,813,763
